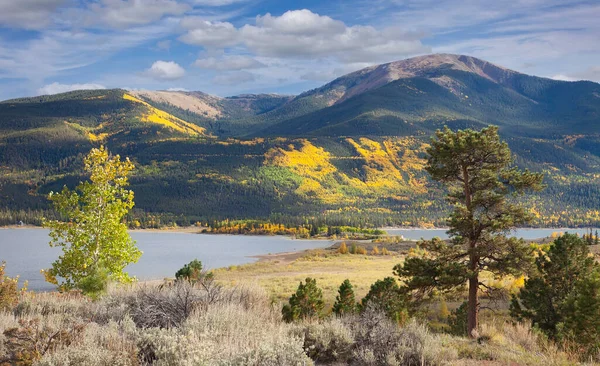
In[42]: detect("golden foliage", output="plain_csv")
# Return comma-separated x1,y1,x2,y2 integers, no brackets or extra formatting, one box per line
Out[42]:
264,138,428,204
338,242,349,254
123,93,207,136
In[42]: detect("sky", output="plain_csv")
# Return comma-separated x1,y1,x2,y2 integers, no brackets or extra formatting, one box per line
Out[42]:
0,0,598,100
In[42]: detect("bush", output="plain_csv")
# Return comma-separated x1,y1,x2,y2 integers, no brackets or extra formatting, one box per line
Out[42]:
355,246,367,255
448,301,468,336
175,259,213,284
77,267,110,300
332,280,357,316
282,278,324,322
0,261,26,312
350,243,358,254
112,281,212,329
301,318,354,363
338,242,348,254
347,306,453,365
360,277,407,324
1,318,87,365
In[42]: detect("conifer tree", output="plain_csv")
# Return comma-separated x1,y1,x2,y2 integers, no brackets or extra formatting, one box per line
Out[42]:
360,277,407,323
510,233,598,338
282,277,324,322
395,126,544,337
333,279,357,315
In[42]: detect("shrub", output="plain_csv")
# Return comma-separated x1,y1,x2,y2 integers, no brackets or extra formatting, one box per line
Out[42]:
360,277,407,324
438,298,450,320
381,247,390,256
282,277,324,322
77,266,110,300
36,320,138,366
114,281,210,329
448,301,468,336
346,306,453,365
0,262,26,312
175,259,213,284
332,280,357,315
301,318,354,363
355,246,367,255
350,243,358,254
371,246,380,255
338,242,348,254
1,318,86,366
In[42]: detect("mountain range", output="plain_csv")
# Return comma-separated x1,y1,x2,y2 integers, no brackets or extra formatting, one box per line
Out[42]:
1,54,599,228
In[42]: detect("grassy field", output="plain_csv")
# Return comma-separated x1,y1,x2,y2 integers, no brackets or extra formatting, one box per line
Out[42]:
215,247,404,305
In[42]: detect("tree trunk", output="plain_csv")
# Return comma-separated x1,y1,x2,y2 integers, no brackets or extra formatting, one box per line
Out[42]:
463,164,478,338
467,273,478,337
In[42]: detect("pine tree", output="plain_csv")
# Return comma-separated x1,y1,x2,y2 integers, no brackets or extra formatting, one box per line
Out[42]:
510,233,598,338
282,277,324,322
395,126,544,337
360,277,407,323
333,279,357,315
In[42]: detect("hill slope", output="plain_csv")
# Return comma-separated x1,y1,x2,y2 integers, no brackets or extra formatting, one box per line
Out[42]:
1,54,599,228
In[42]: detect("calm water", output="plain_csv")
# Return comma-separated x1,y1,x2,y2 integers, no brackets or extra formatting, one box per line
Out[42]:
0,229,332,291
385,228,600,241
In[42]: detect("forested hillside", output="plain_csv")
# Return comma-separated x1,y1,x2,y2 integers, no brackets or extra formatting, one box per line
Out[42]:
1,54,599,228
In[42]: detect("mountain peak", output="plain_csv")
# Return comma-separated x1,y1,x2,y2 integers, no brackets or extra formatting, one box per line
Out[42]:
310,53,519,104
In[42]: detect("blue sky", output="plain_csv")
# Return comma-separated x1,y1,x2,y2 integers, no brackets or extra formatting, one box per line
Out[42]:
0,0,598,100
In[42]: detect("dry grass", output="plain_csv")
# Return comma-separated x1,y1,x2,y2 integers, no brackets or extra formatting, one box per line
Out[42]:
214,250,404,305
0,280,584,366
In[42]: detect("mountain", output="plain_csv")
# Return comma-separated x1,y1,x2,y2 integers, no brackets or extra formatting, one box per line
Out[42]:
259,54,600,138
1,54,599,228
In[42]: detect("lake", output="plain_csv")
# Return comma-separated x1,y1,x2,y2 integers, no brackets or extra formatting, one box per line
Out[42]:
0,229,332,291
384,228,600,241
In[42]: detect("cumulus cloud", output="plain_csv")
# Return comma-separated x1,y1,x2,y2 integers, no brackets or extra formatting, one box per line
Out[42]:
0,0,66,29
194,55,265,70
156,40,171,51
213,71,255,85
179,18,240,47
180,9,429,63
193,0,250,6
551,74,577,82
87,0,189,29
37,82,106,96
144,61,186,80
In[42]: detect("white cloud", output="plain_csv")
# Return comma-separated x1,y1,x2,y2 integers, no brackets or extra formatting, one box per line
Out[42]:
37,82,106,96
144,60,186,80
194,55,265,70
180,9,429,63
166,87,189,91
156,40,171,50
179,18,240,47
0,21,181,82
87,0,189,29
551,74,577,82
213,71,255,85
192,0,250,6
0,0,66,29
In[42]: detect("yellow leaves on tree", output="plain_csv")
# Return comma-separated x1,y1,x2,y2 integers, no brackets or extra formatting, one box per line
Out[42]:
123,93,207,136
42,146,142,296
